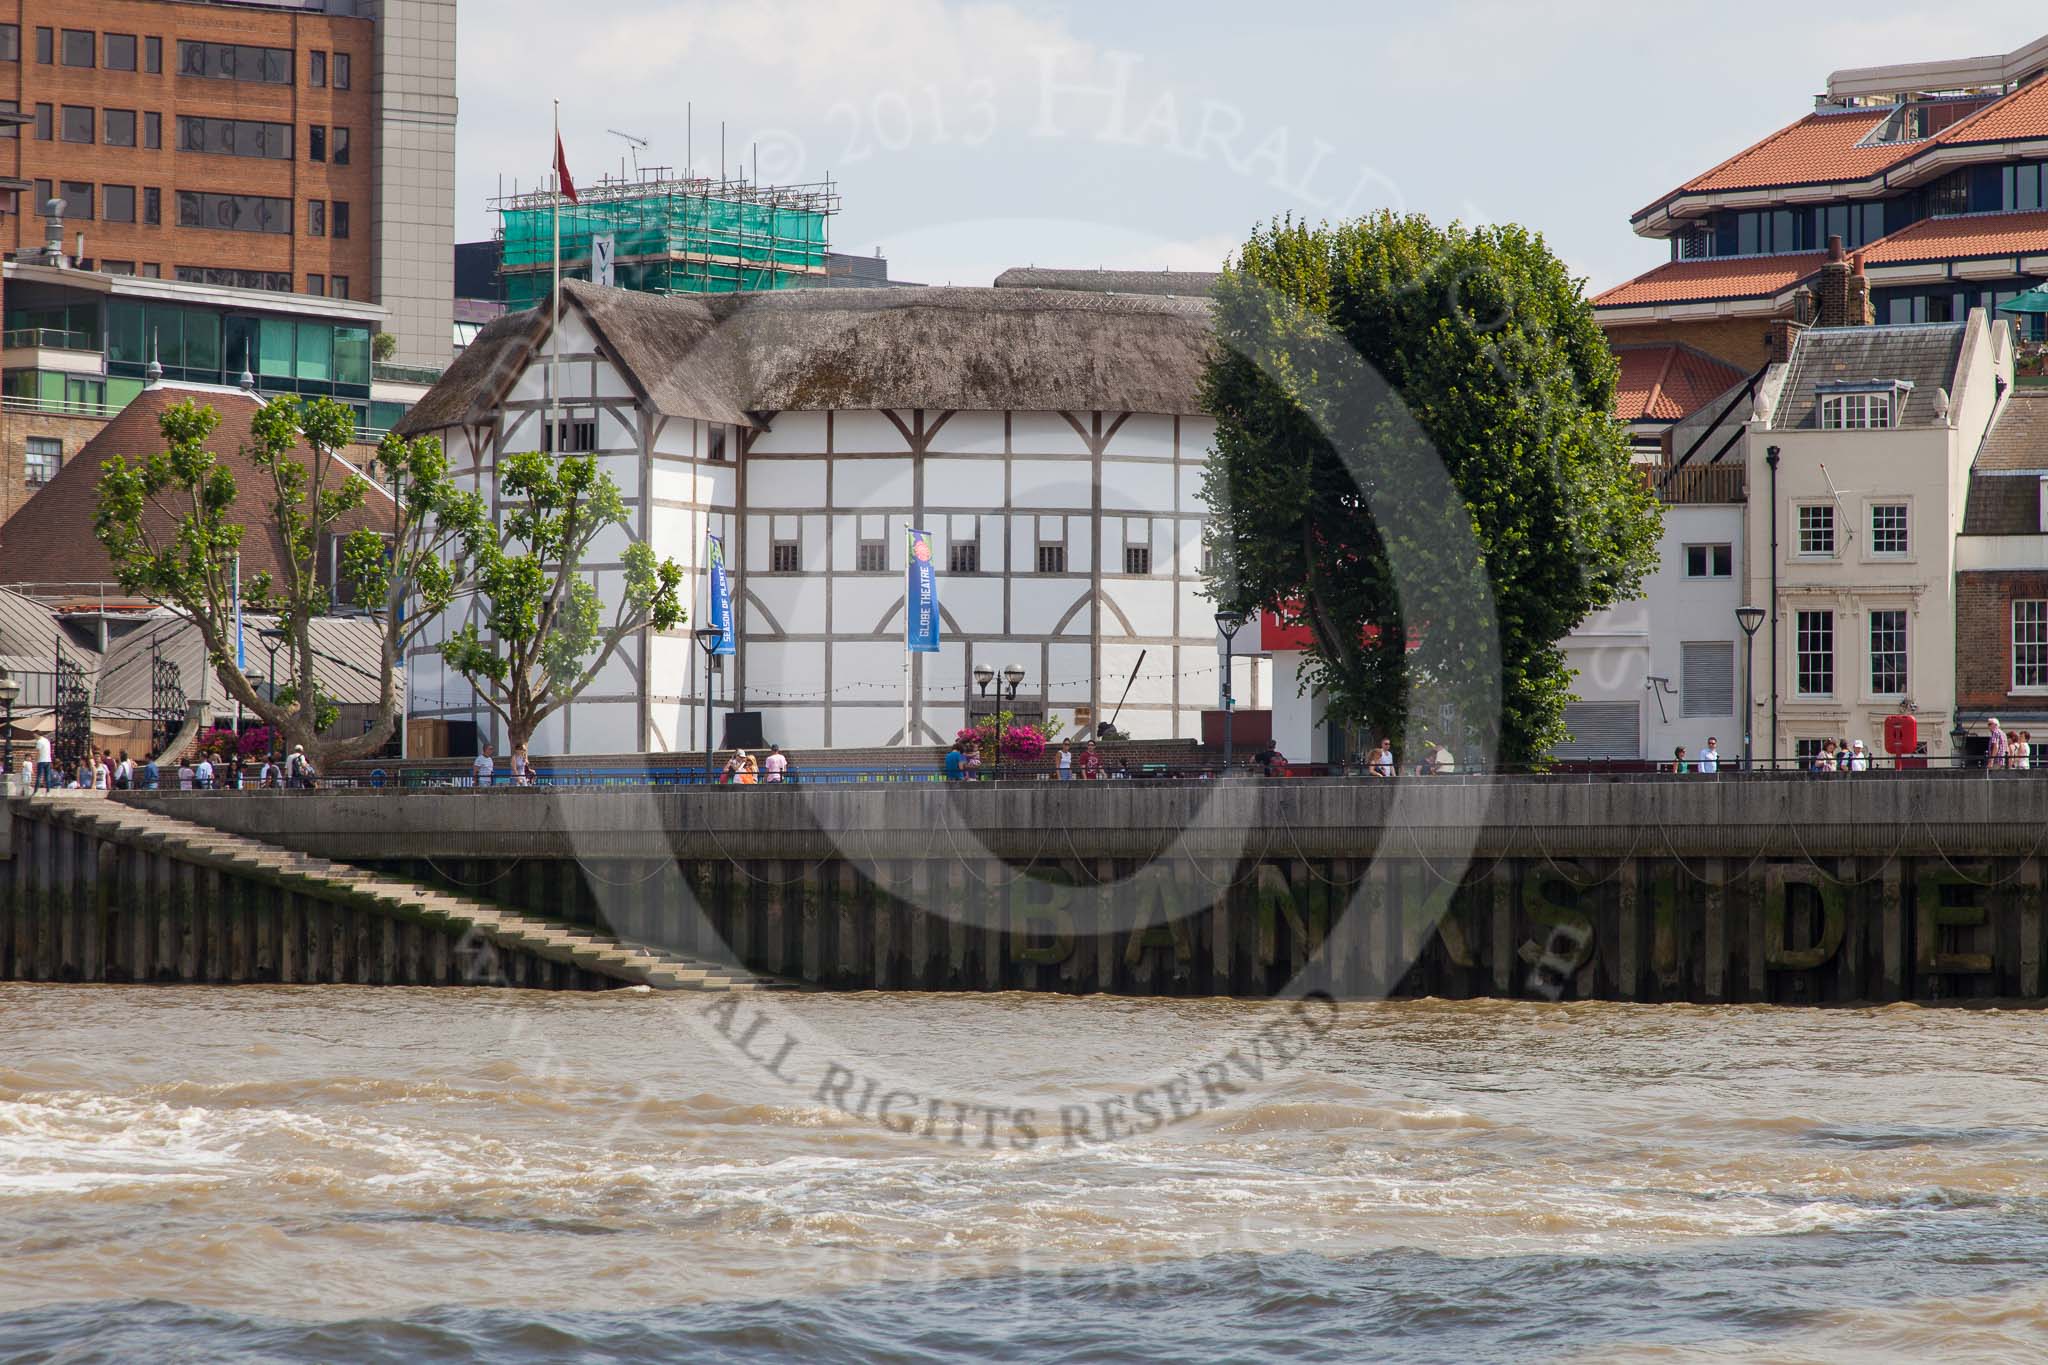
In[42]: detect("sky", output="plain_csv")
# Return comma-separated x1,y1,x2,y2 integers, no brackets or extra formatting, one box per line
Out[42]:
454,1,2046,295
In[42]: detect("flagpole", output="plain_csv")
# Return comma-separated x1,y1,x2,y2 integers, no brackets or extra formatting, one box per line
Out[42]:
551,99,562,448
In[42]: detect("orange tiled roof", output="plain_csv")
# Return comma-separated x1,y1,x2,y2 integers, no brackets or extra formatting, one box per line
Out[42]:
1936,74,2048,145
1612,344,1748,423
1679,110,1904,195
1858,208,2048,263
1593,252,1826,309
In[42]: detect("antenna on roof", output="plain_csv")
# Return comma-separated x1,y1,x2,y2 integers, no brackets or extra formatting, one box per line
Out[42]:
607,128,650,176
145,330,162,384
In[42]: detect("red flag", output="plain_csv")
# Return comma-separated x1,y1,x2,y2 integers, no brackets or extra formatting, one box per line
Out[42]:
555,133,578,205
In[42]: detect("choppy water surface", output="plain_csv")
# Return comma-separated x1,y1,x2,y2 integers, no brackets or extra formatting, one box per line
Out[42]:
4,986,2048,1361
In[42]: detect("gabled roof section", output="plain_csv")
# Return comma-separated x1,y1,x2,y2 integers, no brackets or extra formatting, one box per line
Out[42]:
1612,344,1748,422
1676,110,1902,198
396,307,545,434
1973,385,2048,471
1769,323,1966,429
0,385,394,592
1594,252,1826,309
1935,71,2048,145
1859,208,2048,264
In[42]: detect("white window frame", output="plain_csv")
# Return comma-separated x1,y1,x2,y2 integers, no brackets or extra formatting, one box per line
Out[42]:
1795,609,1834,698
1795,503,1837,558
1867,608,1908,698
1683,542,1733,579
23,435,60,485
1867,502,1910,559
1820,390,1895,430
2015,600,2048,694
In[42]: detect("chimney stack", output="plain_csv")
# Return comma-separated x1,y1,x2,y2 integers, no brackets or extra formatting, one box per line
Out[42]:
1815,235,1872,327
1766,317,1807,364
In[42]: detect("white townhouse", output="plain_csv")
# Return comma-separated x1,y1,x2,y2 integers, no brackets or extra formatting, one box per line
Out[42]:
1740,307,2010,763
396,280,1261,755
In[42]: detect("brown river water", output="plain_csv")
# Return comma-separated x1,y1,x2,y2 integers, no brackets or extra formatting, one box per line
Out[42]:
3,984,2048,1361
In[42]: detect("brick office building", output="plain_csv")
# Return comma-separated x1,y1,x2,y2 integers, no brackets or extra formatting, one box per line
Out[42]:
0,0,453,367
1958,387,2048,731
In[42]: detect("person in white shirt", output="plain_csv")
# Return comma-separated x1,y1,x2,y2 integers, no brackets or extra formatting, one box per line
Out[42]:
511,745,534,788
193,756,215,789
91,758,110,792
762,744,788,782
178,761,194,790
114,751,134,789
1847,739,1871,773
472,750,495,787
1057,741,1075,779
1368,738,1395,778
1432,742,1456,775
1697,739,1719,775
33,734,53,792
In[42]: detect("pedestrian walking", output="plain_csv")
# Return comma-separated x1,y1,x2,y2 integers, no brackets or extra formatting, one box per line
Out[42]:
1847,739,1870,773
32,733,52,793
511,745,535,787
2015,731,2033,772
114,750,134,789
472,749,495,788
1987,719,2009,770
193,754,215,789
1697,738,1719,775
736,751,760,785
944,742,966,781
285,744,315,789
1057,740,1075,780
141,754,160,790
762,744,788,783
1080,741,1104,780
1369,737,1395,778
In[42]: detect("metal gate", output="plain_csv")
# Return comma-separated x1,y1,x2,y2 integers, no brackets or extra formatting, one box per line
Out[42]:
52,642,92,772
151,646,185,758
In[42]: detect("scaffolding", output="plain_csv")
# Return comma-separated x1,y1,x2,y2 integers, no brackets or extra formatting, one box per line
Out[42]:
492,168,840,307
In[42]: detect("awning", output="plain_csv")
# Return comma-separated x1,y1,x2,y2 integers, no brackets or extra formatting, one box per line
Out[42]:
1997,286,2048,316
6,713,134,737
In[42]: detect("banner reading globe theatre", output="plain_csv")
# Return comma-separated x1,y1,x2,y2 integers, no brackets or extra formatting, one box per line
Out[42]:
906,528,939,654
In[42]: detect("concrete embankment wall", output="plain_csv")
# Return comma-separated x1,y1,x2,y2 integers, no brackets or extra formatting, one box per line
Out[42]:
0,799,622,989
107,778,2048,1004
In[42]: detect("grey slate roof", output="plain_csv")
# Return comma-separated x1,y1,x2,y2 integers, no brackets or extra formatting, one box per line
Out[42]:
94,612,401,720
1770,322,1966,429
399,281,1217,435
993,267,1222,298
1962,473,2040,535
1975,386,2048,472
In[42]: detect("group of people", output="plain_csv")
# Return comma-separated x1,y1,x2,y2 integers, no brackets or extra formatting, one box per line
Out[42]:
1983,719,2038,769
469,745,538,787
22,732,318,792
717,744,789,784
1352,737,1455,777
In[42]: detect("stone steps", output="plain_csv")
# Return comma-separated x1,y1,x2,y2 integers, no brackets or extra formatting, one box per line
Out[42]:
24,793,783,993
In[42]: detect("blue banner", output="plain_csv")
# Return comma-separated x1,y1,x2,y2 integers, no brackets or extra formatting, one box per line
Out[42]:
707,533,736,656
905,527,939,654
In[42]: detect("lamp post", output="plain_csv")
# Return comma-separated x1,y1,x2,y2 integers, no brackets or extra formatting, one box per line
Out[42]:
998,664,1024,780
1951,719,1970,773
1735,605,1765,772
1214,610,1246,775
694,626,722,785
259,627,287,763
0,670,18,786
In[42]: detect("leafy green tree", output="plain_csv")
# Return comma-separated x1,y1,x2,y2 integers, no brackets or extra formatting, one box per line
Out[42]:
441,451,685,751
94,397,489,765
1201,213,1662,766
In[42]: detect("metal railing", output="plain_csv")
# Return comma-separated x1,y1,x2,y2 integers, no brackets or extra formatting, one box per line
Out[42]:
216,753,2039,792
371,361,444,386
1,327,97,352
1,393,124,421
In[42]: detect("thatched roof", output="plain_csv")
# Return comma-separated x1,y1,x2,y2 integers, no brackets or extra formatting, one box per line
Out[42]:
993,267,1222,298
398,281,1217,435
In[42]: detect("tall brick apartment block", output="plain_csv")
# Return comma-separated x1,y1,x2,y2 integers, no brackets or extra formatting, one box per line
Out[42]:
0,0,453,367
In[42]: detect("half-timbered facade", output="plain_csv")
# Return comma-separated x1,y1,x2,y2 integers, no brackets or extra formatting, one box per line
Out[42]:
396,280,1255,755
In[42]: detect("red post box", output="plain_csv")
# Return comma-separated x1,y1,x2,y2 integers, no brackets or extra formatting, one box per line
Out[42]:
1883,714,1918,757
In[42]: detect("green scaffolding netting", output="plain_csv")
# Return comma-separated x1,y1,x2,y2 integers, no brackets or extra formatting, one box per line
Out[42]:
500,192,829,307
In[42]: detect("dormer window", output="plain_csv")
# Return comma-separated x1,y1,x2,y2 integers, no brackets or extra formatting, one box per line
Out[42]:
1817,380,1908,430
